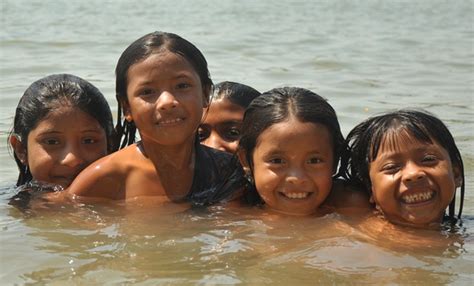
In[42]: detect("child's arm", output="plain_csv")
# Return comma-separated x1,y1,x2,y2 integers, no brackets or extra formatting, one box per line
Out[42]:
324,179,373,214
66,153,125,201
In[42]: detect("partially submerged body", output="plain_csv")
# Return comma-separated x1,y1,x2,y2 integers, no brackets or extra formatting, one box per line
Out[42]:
67,140,246,206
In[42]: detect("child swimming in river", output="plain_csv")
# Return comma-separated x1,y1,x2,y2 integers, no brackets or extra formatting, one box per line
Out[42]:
9,73,115,189
198,81,260,153
67,31,246,206
341,109,465,228
237,87,368,216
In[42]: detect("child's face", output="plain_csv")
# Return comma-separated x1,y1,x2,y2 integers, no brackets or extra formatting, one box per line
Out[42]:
23,106,107,188
250,118,334,215
369,132,460,226
124,51,207,145
198,98,245,153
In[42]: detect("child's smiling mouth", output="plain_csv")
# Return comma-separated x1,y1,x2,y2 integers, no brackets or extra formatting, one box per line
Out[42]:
279,192,313,200
401,190,435,204
157,117,184,126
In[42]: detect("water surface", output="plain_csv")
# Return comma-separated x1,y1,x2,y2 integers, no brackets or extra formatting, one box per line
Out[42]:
1,0,473,284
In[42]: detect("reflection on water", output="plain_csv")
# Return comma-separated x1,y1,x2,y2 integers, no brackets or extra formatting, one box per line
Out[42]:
1,0,473,284
1,187,472,284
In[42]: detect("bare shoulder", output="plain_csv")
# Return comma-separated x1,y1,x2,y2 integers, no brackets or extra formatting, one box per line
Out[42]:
325,179,373,213
67,144,140,200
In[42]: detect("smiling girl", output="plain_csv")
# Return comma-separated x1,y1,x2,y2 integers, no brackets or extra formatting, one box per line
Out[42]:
341,109,465,227
9,74,115,190
66,32,246,206
237,87,367,216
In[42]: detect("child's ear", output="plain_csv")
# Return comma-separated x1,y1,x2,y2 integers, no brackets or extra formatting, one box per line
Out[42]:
9,135,27,165
121,99,133,122
237,148,251,174
453,165,463,188
369,186,376,204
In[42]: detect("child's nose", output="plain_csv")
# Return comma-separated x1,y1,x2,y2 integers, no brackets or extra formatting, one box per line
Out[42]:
61,147,85,168
402,162,427,184
286,167,309,184
157,90,177,110
203,132,228,152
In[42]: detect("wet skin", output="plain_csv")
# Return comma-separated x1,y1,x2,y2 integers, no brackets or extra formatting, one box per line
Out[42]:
368,133,461,227
199,98,245,153
245,117,334,216
123,51,207,147
67,51,209,201
13,106,107,188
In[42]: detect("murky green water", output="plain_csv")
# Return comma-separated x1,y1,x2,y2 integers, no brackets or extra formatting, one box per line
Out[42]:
1,0,473,284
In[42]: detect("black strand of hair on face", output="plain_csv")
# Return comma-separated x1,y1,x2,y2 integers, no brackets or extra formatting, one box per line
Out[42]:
448,155,465,220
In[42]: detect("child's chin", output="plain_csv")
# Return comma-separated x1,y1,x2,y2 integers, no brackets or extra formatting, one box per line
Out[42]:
388,212,443,228
270,206,317,216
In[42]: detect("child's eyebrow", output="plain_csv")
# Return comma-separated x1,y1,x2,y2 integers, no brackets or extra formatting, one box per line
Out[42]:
375,145,436,161
80,128,104,133
174,72,195,79
36,129,61,135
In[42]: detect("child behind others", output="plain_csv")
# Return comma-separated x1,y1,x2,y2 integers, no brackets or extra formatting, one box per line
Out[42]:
199,81,260,153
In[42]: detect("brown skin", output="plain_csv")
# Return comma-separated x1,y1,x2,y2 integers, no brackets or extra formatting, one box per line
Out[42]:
199,98,245,153
368,133,461,227
10,106,108,189
239,117,371,216
66,51,210,202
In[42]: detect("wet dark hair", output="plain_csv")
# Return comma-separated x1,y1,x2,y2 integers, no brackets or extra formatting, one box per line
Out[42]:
115,31,213,149
211,81,261,108
239,86,345,174
9,73,115,186
340,109,465,219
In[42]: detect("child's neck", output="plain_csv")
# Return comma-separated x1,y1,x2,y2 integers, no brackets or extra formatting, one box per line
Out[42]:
137,137,196,202
138,138,196,170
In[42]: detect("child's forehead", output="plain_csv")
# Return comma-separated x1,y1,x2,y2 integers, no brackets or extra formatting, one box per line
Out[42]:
129,51,197,79
376,128,435,153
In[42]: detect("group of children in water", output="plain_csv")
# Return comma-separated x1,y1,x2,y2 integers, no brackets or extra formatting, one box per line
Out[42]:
8,31,465,231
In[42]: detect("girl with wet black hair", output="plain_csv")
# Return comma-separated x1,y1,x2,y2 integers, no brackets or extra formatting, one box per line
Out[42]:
340,109,464,227
237,87,368,215
9,73,115,189
67,32,246,207
199,81,261,153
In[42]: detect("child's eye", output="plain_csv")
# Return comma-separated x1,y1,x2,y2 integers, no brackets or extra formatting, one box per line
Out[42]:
381,163,400,174
307,157,322,164
82,137,97,144
224,128,241,141
268,158,285,164
421,154,438,164
176,82,191,89
42,138,60,145
197,127,209,142
139,88,155,96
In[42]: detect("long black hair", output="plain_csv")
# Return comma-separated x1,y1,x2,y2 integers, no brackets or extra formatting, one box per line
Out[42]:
238,87,345,204
114,31,213,149
211,81,260,108
239,87,344,172
340,109,465,219
9,74,115,186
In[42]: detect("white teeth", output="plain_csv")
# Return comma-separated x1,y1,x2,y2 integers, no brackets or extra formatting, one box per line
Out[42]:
401,191,434,204
159,118,182,125
283,192,310,199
